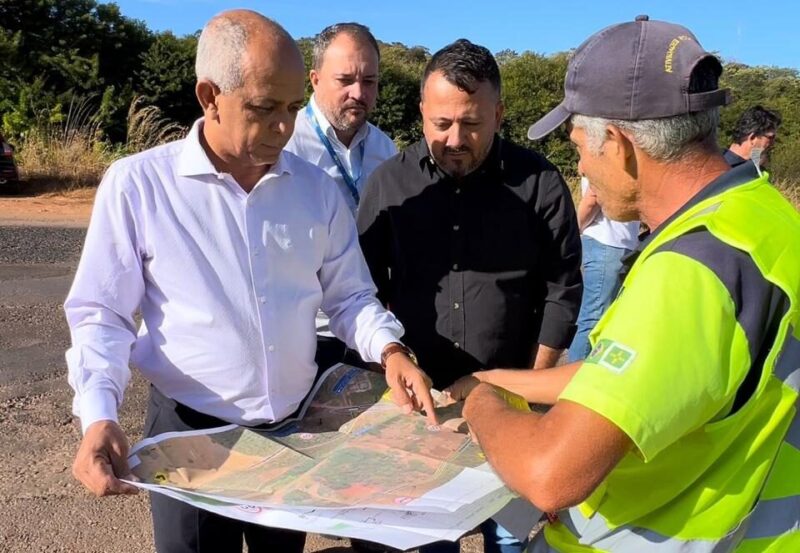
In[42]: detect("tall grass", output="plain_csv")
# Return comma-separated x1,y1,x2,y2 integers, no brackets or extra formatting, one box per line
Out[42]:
15,96,185,193
15,96,113,191
774,178,800,209
125,96,186,155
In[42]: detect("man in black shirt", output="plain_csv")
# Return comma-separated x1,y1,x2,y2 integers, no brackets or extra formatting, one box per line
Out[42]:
356,39,582,553
358,39,581,390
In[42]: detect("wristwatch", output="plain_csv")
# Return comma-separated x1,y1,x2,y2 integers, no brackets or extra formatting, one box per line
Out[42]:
380,342,418,368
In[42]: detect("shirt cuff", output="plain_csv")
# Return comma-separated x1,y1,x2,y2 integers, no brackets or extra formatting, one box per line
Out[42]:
367,328,404,364
78,388,120,434
537,320,576,350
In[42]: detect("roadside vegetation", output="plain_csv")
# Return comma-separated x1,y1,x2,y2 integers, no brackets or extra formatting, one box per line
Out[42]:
1,1,797,207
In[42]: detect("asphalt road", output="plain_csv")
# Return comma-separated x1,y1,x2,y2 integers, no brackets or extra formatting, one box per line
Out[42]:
0,224,482,553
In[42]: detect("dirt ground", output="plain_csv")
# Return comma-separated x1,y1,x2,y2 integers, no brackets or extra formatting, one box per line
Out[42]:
0,190,484,553
0,188,95,227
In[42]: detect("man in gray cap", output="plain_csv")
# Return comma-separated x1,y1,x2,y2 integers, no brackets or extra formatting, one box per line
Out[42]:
447,16,800,552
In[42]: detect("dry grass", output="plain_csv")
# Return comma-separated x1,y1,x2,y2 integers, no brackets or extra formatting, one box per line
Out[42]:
125,96,186,155
15,96,185,195
774,178,800,209
15,97,114,192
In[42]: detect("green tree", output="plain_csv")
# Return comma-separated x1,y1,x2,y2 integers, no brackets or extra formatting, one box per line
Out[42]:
138,32,200,127
0,0,152,139
499,51,574,174
373,43,428,147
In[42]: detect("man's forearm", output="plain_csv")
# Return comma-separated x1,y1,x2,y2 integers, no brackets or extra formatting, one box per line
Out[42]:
477,361,581,404
576,187,600,232
465,384,631,512
533,344,562,369
464,385,544,496
576,200,600,232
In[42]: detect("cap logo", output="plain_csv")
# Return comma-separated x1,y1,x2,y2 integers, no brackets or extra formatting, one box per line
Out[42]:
664,35,692,73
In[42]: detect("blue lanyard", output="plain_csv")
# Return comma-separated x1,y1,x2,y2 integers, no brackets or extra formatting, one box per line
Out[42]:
306,104,364,205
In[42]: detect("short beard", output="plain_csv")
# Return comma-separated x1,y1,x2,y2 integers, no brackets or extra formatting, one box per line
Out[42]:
330,111,365,134
320,100,368,135
432,140,493,179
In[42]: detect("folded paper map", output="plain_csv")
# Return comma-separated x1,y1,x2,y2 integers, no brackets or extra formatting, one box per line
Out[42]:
125,363,540,548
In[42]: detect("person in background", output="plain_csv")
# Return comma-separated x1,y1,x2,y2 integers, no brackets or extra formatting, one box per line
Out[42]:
284,22,398,372
567,176,639,362
722,104,781,168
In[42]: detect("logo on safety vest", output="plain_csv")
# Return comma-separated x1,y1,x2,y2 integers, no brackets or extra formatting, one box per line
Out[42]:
588,339,637,373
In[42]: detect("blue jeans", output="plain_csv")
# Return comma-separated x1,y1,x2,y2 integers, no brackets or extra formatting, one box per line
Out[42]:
568,236,631,363
419,518,528,553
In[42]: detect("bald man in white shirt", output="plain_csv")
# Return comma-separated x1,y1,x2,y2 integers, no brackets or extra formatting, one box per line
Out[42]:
65,10,433,553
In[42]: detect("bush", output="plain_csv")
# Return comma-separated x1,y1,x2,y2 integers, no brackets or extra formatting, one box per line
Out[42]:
16,95,185,191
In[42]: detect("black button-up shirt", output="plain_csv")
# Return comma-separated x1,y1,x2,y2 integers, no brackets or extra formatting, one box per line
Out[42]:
357,136,582,388
722,148,748,167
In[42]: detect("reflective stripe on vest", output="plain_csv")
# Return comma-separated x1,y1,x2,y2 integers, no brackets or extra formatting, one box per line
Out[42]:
785,407,800,450
547,505,749,552
533,491,800,552
774,326,800,393
744,495,800,540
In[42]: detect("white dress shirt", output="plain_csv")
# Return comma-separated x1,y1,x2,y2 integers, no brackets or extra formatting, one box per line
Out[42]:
285,95,398,337
65,120,404,433
284,95,397,216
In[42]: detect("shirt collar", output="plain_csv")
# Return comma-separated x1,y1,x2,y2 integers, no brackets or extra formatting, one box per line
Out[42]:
176,118,293,181
308,94,370,150
176,119,219,178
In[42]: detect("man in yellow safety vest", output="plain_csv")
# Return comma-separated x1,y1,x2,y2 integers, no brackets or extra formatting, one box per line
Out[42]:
448,15,800,552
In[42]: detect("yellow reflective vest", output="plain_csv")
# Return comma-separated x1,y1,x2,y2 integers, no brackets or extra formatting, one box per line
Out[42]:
537,174,800,552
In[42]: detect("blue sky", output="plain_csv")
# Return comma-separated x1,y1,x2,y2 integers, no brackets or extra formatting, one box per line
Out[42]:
109,0,799,69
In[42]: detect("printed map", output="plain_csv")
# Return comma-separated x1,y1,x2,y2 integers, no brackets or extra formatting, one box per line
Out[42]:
129,364,494,511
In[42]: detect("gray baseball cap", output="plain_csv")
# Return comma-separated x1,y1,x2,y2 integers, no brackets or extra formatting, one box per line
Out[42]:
528,15,731,140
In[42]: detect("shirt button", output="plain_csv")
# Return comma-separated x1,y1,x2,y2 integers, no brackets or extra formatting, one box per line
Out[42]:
455,188,461,195
259,296,267,304
452,263,459,270
268,345,275,352
453,302,460,309
452,225,460,231
454,342,461,349
252,249,260,256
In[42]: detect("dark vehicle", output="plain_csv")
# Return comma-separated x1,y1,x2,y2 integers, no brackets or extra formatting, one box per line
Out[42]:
0,133,21,194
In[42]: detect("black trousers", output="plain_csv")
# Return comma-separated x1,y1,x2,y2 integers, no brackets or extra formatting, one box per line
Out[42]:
144,387,307,553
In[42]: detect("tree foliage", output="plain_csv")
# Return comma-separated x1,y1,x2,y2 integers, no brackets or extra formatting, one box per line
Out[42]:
498,51,574,172
720,64,800,181
2,1,799,182
137,32,200,127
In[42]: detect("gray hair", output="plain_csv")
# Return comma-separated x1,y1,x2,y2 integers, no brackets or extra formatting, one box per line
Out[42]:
195,17,249,93
572,109,720,163
312,23,380,71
